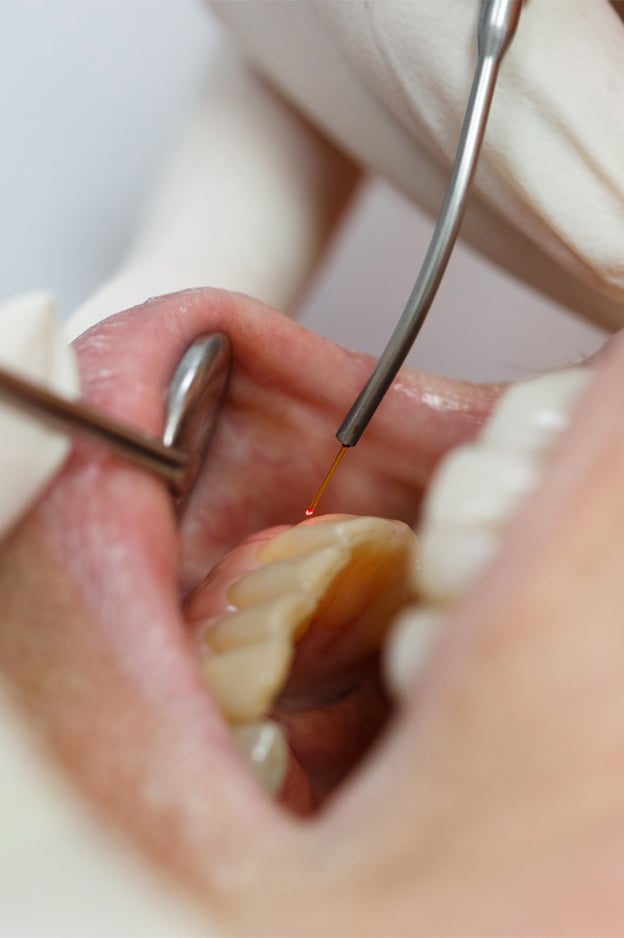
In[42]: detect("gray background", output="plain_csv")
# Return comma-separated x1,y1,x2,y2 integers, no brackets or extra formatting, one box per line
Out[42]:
0,0,606,383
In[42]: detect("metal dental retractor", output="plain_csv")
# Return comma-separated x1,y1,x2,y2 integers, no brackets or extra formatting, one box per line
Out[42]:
306,0,523,517
0,333,231,498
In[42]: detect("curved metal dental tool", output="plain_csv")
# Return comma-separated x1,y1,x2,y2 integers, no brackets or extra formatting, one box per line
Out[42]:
336,0,523,449
0,332,231,497
163,332,232,495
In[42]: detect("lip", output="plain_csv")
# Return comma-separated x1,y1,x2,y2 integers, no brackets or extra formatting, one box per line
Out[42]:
0,287,516,920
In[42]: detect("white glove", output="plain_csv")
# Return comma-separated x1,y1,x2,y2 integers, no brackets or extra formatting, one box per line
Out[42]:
0,291,78,540
210,0,624,330
67,54,359,339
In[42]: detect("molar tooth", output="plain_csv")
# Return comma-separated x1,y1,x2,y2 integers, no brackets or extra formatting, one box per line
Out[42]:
232,720,288,795
423,444,538,529
417,525,500,602
384,607,443,701
481,368,591,456
258,515,409,563
205,592,317,653
228,545,350,609
201,640,292,723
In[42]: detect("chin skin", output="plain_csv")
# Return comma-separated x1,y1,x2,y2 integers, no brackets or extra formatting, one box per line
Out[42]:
1,288,624,936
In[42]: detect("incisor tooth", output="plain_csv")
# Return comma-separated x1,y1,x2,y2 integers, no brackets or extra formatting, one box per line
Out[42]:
227,545,350,609
201,640,292,723
417,525,500,602
415,367,593,608
423,444,538,529
384,607,443,701
259,515,409,562
205,592,317,652
232,720,288,795
481,368,591,456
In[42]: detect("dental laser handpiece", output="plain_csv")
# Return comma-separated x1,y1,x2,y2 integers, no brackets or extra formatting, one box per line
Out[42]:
304,0,523,516
337,0,522,449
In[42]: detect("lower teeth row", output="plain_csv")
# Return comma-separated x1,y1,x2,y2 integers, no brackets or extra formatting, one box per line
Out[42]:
195,516,419,797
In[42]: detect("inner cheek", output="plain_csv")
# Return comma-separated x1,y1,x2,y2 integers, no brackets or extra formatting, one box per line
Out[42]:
275,659,389,807
176,406,331,592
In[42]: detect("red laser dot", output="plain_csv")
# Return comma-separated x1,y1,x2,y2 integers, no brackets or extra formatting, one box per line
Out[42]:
305,506,315,517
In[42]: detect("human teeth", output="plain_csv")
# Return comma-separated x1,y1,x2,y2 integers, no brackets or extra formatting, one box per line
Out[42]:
415,444,537,600
416,366,591,605
481,368,591,455
201,640,292,723
383,607,443,701
417,526,500,603
201,516,418,735
257,515,418,648
258,515,410,562
382,367,593,702
422,445,538,529
232,720,288,795
204,592,317,652
227,545,350,608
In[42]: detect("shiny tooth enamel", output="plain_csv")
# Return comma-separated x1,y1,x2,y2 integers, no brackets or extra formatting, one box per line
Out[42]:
417,367,592,606
417,525,500,603
383,607,443,701
201,640,292,723
382,369,593,701
422,445,539,529
481,368,591,455
248,516,418,649
204,592,317,653
232,720,288,795
227,545,350,609
258,515,411,563
200,516,419,780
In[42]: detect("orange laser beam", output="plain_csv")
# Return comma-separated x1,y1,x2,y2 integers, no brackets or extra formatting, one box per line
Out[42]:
305,445,348,518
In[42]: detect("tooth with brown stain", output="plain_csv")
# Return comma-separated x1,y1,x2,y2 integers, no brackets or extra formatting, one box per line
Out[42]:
196,515,418,794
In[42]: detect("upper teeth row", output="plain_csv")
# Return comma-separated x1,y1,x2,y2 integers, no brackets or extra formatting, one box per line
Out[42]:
385,366,592,699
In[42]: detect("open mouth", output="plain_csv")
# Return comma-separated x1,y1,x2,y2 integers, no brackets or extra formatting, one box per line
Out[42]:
170,287,499,818
0,287,603,928
182,332,590,815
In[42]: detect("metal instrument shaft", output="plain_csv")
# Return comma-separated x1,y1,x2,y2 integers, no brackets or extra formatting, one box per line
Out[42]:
0,365,189,492
0,332,231,497
337,0,522,447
